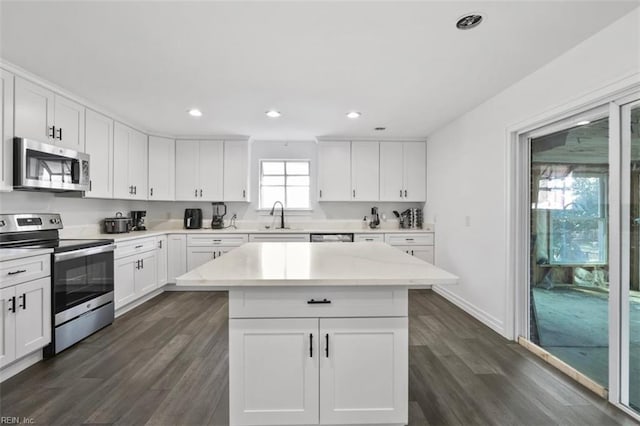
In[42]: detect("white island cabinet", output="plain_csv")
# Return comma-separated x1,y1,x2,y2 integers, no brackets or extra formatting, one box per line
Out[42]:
177,242,458,426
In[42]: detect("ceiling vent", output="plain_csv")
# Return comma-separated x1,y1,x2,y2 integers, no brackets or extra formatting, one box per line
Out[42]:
456,13,483,30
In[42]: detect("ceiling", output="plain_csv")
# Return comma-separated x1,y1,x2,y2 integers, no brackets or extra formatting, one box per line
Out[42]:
0,1,637,140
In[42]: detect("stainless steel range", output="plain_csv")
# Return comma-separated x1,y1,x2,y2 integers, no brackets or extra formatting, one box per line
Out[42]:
0,213,114,356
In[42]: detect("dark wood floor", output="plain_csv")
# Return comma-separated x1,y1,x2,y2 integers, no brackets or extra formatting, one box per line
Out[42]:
1,290,637,425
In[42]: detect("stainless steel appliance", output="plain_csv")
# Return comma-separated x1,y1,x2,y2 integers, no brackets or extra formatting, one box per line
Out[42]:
184,208,203,229
310,233,354,242
13,138,90,192
103,212,132,234
0,213,114,357
131,210,147,231
211,202,227,229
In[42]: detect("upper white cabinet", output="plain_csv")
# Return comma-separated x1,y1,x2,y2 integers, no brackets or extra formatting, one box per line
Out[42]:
0,69,14,191
148,136,175,201
318,141,381,202
175,140,223,201
318,141,351,201
351,141,379,201
379,141,426,202
14,77,84,151
223,140,249,202
113,122,148,200
84,109,114,199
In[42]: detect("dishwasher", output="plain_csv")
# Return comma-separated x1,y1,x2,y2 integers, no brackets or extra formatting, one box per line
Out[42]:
309,233,354,242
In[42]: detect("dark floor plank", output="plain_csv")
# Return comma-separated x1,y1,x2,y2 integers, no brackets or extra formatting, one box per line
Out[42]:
1,289,638,426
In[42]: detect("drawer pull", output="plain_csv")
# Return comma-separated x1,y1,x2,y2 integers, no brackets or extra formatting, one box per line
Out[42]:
405,238,414,242
135,245,143,249
325,333,329,358
365,238,374,241
307,298,331,304
7,269,27,276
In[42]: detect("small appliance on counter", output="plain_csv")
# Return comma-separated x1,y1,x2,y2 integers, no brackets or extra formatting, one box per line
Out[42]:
131,210,147,231
184,208,203,229
369,207,380,229
103,212,132,234
211,202,227,229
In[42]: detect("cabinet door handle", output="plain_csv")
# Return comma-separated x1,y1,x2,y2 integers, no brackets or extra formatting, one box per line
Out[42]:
129,185,133,194
19,293,26,310
405,189,408,197
89,180,92,191
195,189,198,197
135,260,140,269
134,186,137,195
319,190,322,198
400,189,403,197
200,189,203,197
7,269,27,276
218,251,222,258
307,298,331,304
141,258,144,269
49,126,56,139
309,333,313,358
325,333,329,358
213,252,216,259
242,189,246,198
57,127,63,140
150,187,153,196
353,189,356,198
158,240,162,249
8,296,16,313
411,250,414,256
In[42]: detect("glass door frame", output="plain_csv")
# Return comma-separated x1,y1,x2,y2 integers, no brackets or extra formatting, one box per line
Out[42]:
619,96,640,410
508,84,640,421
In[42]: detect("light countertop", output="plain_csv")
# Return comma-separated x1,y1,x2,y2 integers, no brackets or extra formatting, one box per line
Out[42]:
0,248,53,262
62,226,434,243
176,242,458,287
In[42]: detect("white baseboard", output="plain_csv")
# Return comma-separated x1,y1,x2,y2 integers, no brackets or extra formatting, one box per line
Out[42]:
432,285,505,337
0,351,43,383
115,288,164,318
163,283,228,292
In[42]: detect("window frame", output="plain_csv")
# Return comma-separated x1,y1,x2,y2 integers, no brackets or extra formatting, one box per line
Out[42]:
258,159,312,211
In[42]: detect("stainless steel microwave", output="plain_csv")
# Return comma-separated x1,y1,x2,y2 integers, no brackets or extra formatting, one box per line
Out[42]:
13,138,90,192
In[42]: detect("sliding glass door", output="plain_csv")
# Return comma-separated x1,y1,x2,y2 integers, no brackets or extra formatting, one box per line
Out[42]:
528,111,610,388
521,95,640,418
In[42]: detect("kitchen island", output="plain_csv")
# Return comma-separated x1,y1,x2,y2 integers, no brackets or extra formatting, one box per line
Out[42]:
177,242,458,426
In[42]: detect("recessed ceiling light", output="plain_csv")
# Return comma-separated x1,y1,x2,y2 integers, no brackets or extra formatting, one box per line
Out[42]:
188,108,202,117
374,127,386,131
346,111,361,119
456,13,483,30
576,120,591,126
266,110,281,118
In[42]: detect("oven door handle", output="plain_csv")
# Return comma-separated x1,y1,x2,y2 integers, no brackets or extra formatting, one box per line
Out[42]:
54,243,115,262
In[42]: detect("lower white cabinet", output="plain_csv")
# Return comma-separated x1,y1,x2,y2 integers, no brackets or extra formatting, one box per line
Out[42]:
229,289,408,426
229,318,320,426
248,233,309,243
167,234,187,283
186,234,248,270
385,233,435,264
114,250,158,309
0,276,51,368
156,236,168,286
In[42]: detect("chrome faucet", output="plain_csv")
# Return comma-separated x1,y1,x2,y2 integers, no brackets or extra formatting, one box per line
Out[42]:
269,201,286,229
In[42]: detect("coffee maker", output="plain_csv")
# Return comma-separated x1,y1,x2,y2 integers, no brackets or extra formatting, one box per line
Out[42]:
211,202,227,229
131,210,146,231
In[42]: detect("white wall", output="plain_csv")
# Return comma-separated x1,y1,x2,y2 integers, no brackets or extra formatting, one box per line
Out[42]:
426,8,640,338
0,139,421,228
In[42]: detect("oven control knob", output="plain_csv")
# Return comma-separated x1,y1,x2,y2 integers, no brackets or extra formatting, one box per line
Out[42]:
50,218,60,224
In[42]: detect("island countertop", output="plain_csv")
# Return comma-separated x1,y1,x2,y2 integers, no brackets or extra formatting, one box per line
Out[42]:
176,242,458,287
